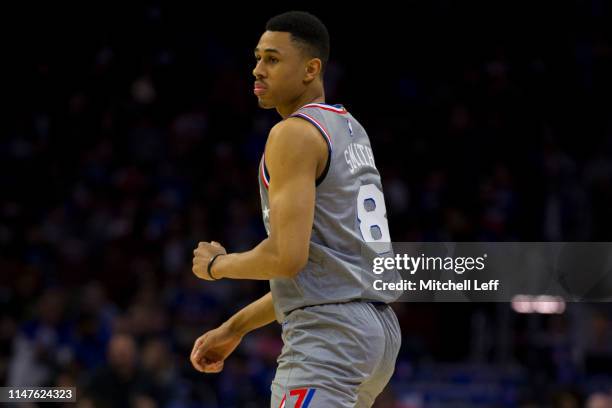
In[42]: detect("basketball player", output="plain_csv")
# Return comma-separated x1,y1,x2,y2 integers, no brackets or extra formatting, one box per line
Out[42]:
190,11,403,407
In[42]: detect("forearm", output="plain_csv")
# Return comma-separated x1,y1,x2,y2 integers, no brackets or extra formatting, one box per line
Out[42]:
223,291,276,336
213,238,303,280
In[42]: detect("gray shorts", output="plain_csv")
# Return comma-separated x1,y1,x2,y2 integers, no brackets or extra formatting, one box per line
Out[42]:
270,301,401,408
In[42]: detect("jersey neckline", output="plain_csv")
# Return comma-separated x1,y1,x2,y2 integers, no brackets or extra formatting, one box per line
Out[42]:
298,102,348,115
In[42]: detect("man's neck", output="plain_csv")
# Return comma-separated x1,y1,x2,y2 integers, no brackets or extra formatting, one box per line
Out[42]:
277,90,326,119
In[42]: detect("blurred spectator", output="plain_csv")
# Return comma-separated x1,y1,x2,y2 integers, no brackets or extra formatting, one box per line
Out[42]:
81,333,158,408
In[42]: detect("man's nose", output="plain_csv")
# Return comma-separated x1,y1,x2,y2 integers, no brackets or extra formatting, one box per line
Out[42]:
253,61,265,78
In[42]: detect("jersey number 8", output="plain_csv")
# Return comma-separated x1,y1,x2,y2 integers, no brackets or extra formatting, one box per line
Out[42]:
357,184,391,254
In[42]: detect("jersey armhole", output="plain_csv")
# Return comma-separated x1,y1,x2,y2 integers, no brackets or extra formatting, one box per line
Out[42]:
289,113,332,186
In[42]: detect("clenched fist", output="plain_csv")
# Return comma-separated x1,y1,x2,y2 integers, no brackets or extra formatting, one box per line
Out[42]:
192,241,227,280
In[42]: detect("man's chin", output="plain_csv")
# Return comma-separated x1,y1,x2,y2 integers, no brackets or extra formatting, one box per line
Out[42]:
257,98,275,110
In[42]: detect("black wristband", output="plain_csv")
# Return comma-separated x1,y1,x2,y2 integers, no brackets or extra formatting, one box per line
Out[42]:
207,253,224,280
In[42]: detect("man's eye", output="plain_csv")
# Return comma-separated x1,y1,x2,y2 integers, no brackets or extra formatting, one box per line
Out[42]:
268,57,278,63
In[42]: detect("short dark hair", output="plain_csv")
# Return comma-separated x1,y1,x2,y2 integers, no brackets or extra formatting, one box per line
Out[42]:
265,11,330,75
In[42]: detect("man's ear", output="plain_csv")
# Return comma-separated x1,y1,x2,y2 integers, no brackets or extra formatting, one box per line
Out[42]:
304,58,323,83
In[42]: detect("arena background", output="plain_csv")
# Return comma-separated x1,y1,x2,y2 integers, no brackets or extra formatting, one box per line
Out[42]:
2,2,612,407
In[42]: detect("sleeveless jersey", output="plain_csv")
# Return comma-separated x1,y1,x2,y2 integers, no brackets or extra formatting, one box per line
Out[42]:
258,102,403,322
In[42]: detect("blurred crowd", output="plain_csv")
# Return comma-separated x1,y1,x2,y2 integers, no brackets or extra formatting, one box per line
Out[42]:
2,2,612,407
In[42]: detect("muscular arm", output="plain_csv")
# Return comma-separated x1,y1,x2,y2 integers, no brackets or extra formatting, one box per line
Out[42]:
209,118,328,280
190,291,275,372
223,291,276,335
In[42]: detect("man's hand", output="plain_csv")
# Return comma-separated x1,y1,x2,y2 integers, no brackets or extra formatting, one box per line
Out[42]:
190,323,242,373
192,241,227,280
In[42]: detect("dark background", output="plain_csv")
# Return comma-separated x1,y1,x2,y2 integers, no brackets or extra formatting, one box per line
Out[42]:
2,2,612,407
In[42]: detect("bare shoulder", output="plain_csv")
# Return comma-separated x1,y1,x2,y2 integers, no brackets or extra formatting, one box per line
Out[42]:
266,117,327,157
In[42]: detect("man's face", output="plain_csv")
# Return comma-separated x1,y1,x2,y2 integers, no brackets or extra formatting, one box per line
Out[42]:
108,334,136,374
253,31,308,109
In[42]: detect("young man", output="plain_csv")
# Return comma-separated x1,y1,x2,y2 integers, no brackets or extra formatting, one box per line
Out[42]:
190,11,402,408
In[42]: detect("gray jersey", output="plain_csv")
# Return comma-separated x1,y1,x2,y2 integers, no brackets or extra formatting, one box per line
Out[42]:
258,103,403,322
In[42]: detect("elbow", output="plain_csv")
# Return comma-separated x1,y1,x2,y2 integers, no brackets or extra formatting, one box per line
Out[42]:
278,252,308,279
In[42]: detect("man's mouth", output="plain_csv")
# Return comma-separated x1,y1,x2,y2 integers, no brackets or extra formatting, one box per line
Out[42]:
254,83,267,95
